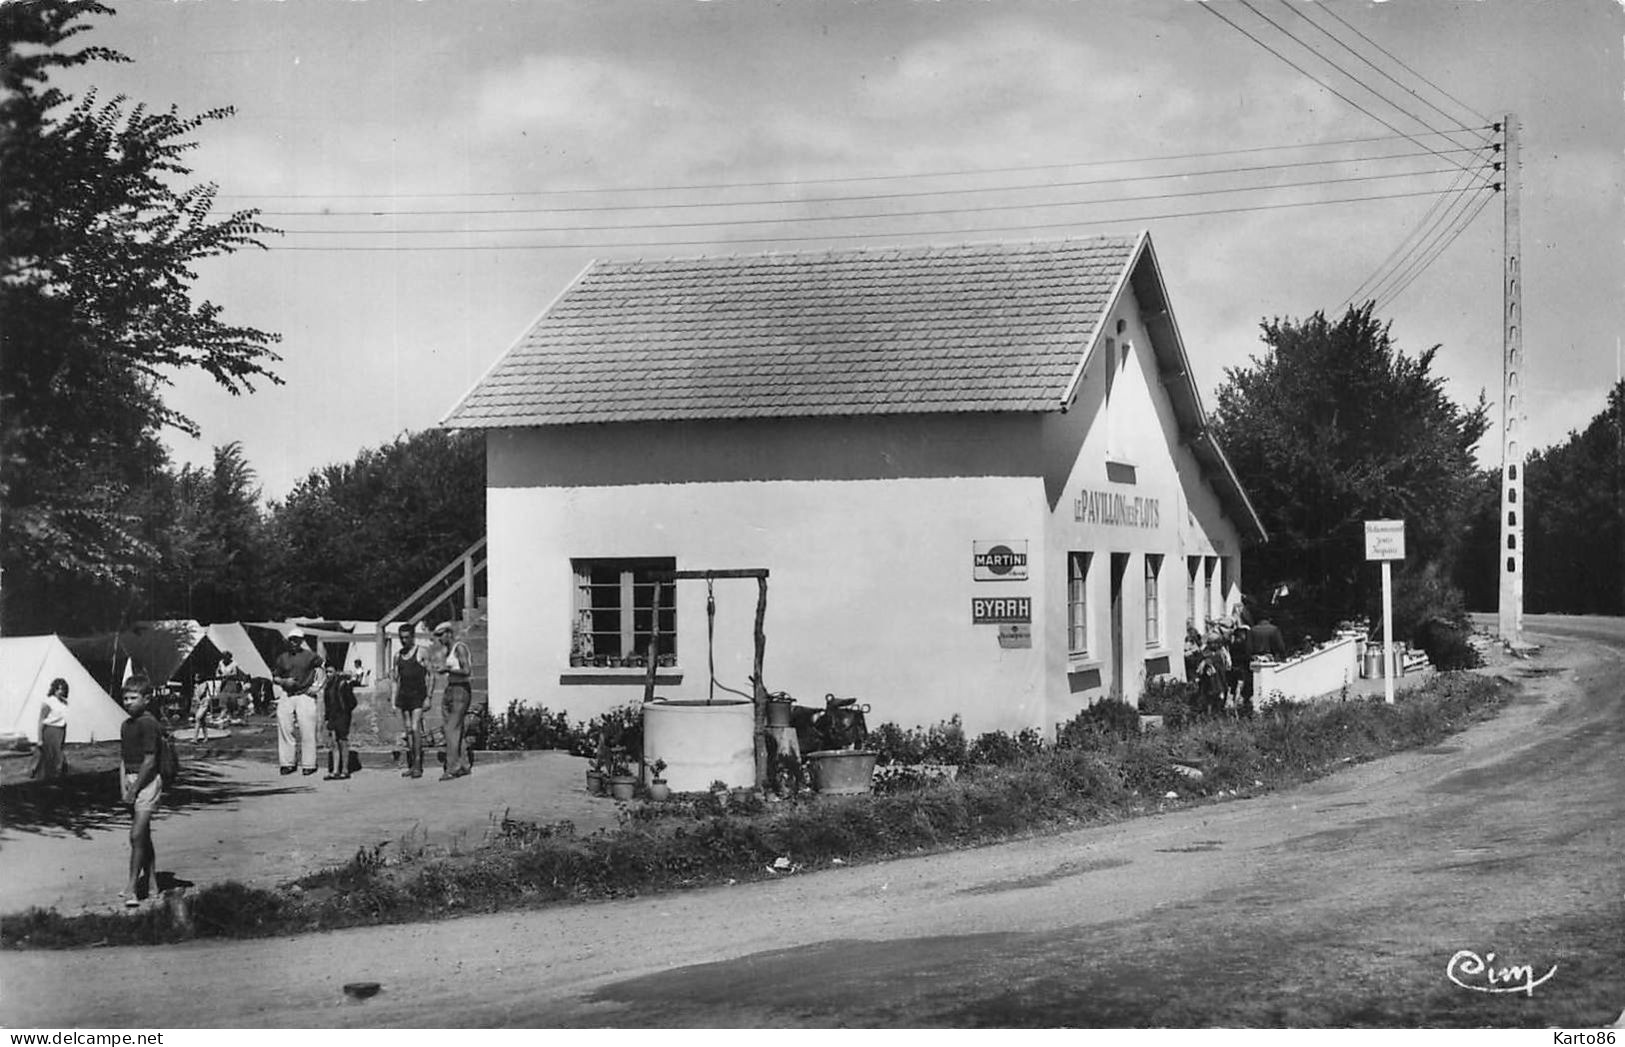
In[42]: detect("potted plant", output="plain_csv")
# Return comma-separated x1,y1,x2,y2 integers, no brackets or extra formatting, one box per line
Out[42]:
608,748,638,801
647,757,670,802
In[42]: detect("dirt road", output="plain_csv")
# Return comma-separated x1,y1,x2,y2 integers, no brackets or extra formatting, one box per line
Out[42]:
2,615,1620,1027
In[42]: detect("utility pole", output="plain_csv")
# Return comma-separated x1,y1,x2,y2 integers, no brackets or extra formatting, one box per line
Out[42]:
1497,113,1524,646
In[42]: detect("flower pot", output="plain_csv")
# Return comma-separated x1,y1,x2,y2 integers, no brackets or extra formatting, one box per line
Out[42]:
806,750,878,795
609,774,637,801
585,769,603,794
647,779,671,802
766,699,794,729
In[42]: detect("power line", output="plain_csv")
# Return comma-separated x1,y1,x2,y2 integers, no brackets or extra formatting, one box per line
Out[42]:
1374,187,1498,311
272,164,1481,236
244,145,1483,218
260,183,1490,252
1370,181,1498,311
1286,0,1489,149
1315,2,1491,128
1361,153,1500,306
1203,3,1475,173
1339,142,1500,309
215,127,1494,203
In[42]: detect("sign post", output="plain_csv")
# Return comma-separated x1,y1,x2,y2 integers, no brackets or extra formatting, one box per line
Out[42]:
1364,520,1406,704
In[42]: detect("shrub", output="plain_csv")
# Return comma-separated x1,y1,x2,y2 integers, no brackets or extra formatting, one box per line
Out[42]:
485,701,586,752
1139,676,1202,724
966,727,1045,767
868,721,927,766
1055,699,1142,749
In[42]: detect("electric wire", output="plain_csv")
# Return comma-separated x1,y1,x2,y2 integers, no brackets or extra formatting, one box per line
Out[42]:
1360,157,1499,305
1241,0,1481,156
1315,2,1492,128
260,183,1491,252
272,163,1483,236
1202,3,1475,174
246,146,1483,219
214,127,1494,203
1373,188,1497,311
1338,141,1500,310
1285,0,1490,149
1370,182,1498,311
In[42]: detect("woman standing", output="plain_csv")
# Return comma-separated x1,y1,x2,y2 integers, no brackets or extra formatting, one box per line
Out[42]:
31,677,69,780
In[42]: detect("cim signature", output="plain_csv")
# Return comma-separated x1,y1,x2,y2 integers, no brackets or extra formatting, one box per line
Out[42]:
1447,949,1558,996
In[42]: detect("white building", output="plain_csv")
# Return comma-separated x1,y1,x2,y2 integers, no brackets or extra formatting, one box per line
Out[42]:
444,233,1264,737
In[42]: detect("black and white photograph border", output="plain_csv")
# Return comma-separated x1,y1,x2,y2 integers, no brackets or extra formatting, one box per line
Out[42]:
1,0,1622,1032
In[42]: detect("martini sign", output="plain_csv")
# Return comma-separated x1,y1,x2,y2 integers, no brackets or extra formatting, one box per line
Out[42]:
973,540,1029,582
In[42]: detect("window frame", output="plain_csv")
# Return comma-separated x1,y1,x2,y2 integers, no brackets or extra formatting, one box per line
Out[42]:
571,557,677,665
1144,553,1163,648
1067,551,1092,658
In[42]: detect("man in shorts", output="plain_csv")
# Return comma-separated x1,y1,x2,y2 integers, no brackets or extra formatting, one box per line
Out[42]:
119,675,162,908
392,623,429,779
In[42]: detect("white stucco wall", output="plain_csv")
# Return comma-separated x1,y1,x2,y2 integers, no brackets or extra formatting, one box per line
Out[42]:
488,475,1053,737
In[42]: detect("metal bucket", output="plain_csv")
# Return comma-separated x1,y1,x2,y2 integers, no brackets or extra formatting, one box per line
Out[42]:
806,750,878,795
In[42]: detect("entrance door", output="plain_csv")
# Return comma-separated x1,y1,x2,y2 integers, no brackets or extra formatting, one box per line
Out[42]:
1109,553,1128,699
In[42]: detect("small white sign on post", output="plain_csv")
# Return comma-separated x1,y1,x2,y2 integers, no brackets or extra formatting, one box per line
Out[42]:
1364,519,1406,704
1364,519,1406,561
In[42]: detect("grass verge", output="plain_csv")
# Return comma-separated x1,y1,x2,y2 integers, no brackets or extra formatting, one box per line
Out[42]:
2,672,1513,950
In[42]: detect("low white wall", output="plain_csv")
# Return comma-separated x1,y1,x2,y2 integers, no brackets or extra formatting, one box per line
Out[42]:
1254,636,1359,702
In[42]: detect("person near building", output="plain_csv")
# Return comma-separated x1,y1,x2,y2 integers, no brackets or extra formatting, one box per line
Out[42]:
322,664,357,781
1248,611,1289,703
1227,619,1254,716
30,677,70,780
215,651,249,725
434,620,474,781
392,623,429,779
271,629,324,776
119,675,162,907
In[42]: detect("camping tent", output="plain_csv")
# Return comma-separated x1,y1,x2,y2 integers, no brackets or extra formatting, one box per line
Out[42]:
202,622,275,681
1,635,128,743
118,620,215,684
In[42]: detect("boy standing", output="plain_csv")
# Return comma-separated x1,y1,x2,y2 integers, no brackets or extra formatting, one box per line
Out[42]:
119,676,162,908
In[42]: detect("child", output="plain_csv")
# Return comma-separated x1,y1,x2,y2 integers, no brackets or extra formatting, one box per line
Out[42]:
119,676,162,907
322,669,358,781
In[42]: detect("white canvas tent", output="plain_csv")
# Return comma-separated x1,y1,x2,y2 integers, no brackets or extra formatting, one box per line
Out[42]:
1,635,128,743
202,622,275,680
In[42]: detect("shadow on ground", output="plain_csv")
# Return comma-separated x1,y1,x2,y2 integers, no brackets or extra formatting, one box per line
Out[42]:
0,765,307,841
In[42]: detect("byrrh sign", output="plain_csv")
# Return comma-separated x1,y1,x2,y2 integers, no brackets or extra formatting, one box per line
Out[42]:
972,596,1031,624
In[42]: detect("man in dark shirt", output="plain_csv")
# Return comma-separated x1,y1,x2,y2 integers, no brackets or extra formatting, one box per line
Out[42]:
1249,614,1289,662
272,629,324,776
119,675,162,908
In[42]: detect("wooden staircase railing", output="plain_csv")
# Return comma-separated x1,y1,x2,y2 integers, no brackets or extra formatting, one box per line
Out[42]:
374,537,488,683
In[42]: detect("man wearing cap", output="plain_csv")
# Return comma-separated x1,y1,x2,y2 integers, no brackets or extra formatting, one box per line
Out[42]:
433,621,474,781
272,629,324,776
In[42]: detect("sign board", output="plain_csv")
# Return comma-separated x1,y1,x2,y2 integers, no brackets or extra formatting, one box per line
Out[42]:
1364,519,1406,561
997,624,1032,649
973,540,1028,581
972,596,1031,624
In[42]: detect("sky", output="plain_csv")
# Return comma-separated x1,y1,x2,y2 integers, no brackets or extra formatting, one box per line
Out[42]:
48,0,1625,501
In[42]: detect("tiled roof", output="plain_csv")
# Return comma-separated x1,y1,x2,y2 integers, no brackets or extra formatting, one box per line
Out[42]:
444,236,1140,427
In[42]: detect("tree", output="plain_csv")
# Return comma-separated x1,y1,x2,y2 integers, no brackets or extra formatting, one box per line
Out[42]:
0,1,280,634
1523,381,1624,615
1211,304,1490,641
264,430,485,619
